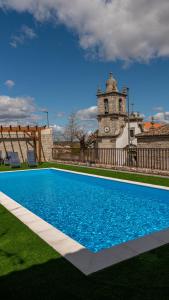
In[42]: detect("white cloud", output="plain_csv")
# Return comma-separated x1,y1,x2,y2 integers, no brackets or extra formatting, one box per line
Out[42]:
56,112,65,118
76,106,97,120
153,106,164,112
51,124,65,140
40,108,48,113
10,25,37,48
0,95,37,122
51,106,98,139
52,124,65,133
22,25,37,39
153,111,169,123
1,0,169,62
4,80,15,88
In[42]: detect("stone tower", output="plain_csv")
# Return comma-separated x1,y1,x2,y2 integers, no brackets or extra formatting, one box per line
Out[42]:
97,73,128,148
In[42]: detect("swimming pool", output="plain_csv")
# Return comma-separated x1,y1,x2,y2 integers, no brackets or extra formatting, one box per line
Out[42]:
0,168,169,253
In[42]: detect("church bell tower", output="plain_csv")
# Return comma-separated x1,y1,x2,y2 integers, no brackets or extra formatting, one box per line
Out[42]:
97,73,127,148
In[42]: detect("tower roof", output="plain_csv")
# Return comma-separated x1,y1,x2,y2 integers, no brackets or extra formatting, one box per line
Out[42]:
106,72,118,92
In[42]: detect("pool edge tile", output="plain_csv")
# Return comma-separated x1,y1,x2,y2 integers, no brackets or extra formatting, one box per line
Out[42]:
124,235,167,254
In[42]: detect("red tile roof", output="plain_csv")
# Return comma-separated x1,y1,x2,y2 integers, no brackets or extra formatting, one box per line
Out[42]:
137,124,169,137
143,122,161,130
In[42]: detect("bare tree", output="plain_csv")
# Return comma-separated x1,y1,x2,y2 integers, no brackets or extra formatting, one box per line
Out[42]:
64,112,97,149
75,128,87,150
64,113,79,146
86,130,98,148
75,128,98,150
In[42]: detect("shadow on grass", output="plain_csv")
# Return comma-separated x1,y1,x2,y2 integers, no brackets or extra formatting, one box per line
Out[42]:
1,245,169,300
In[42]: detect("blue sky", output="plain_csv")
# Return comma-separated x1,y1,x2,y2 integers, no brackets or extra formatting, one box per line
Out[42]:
0,1,169,131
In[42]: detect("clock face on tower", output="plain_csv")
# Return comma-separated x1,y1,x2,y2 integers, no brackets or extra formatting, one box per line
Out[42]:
104,126,110,133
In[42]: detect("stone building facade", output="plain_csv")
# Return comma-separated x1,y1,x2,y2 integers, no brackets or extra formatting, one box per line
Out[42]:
137,124,169,148
0,127,53,162
97,73,143,148
135,125,169,170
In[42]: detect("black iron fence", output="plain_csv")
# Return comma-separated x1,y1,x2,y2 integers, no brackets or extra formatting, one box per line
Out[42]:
52,147,169,171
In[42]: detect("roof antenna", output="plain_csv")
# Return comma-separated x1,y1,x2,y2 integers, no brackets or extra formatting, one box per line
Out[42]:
151,116,155,128
131,102,134,114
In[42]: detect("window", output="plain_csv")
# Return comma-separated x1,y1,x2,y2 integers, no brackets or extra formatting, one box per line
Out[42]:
130,128,135,138
104,99,109,114
119,98,123,112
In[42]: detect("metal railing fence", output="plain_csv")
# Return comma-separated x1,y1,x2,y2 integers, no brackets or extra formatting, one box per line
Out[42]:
52,147,169,171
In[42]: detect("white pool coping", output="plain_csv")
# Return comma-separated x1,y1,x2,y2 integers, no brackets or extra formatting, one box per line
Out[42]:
0,167,169,275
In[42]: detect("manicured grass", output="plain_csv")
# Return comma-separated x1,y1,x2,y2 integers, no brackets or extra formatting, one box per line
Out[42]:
1,162,169,299
1,205,169,299
0,161,169,187
0,205,60,277
50,162,169,187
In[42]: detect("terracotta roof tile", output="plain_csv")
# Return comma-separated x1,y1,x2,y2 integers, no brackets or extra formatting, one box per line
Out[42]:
143,122,161,130
137,124,169,137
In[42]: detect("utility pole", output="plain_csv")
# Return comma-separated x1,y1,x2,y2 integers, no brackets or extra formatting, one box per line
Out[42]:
127,87,131,148
46,111,49,128
43,110,49,128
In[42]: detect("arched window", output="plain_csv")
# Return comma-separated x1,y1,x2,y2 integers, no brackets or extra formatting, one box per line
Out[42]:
104,99,109,114
119,98,123,112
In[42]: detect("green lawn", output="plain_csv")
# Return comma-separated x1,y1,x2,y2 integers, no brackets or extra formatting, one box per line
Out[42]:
0,163,169,299
1,161,169,187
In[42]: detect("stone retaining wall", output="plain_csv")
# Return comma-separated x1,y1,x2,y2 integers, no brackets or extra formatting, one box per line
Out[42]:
52,159,169,177
137,136,169,148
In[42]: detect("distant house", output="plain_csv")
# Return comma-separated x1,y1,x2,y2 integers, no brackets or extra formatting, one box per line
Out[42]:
143,122,162,131
137,124,169,148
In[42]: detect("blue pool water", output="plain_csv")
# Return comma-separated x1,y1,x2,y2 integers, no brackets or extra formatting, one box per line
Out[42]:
0,169,169,252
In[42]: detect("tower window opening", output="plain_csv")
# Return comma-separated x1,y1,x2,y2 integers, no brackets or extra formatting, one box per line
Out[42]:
104,99,109,114
119,99,123,112
130,128,135,138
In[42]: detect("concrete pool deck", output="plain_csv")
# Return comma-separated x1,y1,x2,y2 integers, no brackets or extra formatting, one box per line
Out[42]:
0,167,169,275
